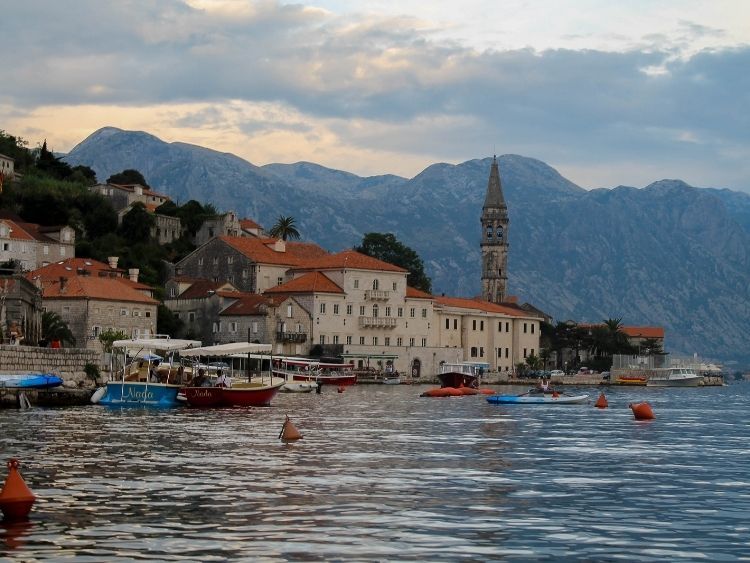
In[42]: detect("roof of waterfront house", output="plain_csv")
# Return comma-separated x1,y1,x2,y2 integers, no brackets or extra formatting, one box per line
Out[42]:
40,276,158,304
264,271,344,295
621,326,665,339
220,293,270,316
240,218,262,230
293,249,407,273
434,296,537,317
27,258,120,280
108,183,170,200
219,236,329,266
177,280,238,299
406,286,433,299
0,214,71,244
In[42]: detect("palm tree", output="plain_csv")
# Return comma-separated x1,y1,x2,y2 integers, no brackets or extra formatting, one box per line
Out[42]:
268,215,301,241
42,311,76,347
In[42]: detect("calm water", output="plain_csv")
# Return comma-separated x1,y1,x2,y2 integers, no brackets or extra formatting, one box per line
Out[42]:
1,382,749,561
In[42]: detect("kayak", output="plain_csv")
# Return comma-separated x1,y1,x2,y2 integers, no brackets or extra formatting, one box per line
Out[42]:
0,373,64,389
487,393,589,405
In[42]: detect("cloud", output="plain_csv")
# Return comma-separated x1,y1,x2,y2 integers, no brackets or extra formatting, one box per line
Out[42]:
0,1,748,192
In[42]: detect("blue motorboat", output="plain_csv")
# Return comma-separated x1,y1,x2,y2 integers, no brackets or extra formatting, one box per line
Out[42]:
0,373,64,389
487,392,589,405
96,337,200,407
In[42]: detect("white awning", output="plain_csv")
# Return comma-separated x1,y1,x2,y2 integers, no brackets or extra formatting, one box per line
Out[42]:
180,342,273,357
113,338,202,352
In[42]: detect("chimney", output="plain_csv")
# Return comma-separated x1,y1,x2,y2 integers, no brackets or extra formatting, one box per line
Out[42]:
272,240,286,252
128,268,139,283
108,256,119,269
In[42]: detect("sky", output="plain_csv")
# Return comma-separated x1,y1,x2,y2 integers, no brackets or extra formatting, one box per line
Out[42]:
1,0,749,191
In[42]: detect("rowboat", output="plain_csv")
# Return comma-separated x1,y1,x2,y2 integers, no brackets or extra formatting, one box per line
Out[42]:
179,342,284,407
487,392,589,405
0,373,63,389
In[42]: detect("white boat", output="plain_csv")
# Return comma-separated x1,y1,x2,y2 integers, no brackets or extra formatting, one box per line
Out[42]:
647,367,703,387
272,356,357,389
487,392,590,405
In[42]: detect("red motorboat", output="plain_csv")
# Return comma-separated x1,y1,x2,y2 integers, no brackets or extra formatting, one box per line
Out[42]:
437,363,481,389
273,357,358,386
181,379,285,407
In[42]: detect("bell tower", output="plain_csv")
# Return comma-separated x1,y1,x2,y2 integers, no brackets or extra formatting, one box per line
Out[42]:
481,155,509,303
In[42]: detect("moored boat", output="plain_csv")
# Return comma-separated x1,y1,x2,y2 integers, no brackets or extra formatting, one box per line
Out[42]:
0,373,63,389
487,391,589,405
272,357,357,387
437,363,481,389
97,337,201,407
647,367,703,387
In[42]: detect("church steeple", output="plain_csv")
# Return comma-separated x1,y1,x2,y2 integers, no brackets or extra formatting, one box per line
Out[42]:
480,155,509,303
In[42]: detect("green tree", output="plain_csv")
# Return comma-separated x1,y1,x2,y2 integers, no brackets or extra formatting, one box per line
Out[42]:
107,169,149,187
119,202,155,243
35,140,74,180
42,311,76,346
98,328,129,353
268,215,301,241
157,304,184,337
355,232,432,293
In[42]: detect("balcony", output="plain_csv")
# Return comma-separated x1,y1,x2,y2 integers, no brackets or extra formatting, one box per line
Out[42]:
358,316,397,329
364,289,390,300
276,332,307,343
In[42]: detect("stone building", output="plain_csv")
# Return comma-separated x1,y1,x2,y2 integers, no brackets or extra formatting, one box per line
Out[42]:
0,153,15,190
91,183,170,213
0,267,42,346
163,280,240,343
480,156,509,304
0,212,75,271
173,236,329,293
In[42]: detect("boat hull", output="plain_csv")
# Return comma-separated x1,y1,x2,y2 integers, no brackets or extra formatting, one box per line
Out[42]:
438,372,479,389
98,382,182,407
182,382,284,407
487,393,589,405
291,374,358,386
280,381,317,393
0,373,63,389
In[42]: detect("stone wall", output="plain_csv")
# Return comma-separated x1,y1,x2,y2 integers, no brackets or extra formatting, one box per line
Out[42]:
0,344,101,387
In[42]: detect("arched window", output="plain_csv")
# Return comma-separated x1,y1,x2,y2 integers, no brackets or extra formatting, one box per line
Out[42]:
497,227,504,240
486,226,493,239
372,304,379,318
372,279,379,290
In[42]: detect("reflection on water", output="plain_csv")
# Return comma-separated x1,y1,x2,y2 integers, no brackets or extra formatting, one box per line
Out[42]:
1,383,749,560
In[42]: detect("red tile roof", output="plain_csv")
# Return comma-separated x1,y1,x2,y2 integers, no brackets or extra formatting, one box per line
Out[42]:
177,280,237,299
293,249,407,273
434,296,534,317
220,293,270,316
27,258,120,281
110,183,169,200
264,272,344,295
621,326,665,339
41,277,158,305
406,286,433,299
219,236,329,266
240,218,262,230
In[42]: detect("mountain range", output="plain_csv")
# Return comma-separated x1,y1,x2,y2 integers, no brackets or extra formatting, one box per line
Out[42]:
63,127,750,367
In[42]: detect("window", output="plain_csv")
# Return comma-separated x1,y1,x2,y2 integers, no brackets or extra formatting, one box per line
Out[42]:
505,322,510,332
296,323,302,332
133,310,140,317
524,323,528,334
372,279,379,290
277,277,283,286
523,348,528,358
445,319,450,329
120,309,128,316
372,304,379,318
472,320,476,330
333,335,339,344
60,246,66,257
359,306,365,316
471,347,478,357
1,243,8,251
62,306,71,314
354,279,359,289
421,338,427,347
43,245,49,256
198,258,204,266
421,308,427,318
385,306,391,317
480,320,484,331
227,256,233,264
480,347,484,357
213,257,218,265
252,321,258,333
319,335,325,344
409,338,415,347
213,322,221,333
498,348,502,358
392,282,397,291
230,322,237,333
384,337,390,346
410,308,415,318
145,311,151,318
359,336,365,345
454,319,458,330
373,337,378,346
486,226,493,239
92,326,101,337
346,336,352,345
320,303,326,314
346,304,353,315
531,324,535,334
170,287,177,297
333,304,339,315
398,307,403,317
242,269,248,279
397,337,403,346
505,348,509,358
287,305,293,318
498,321,502,332
188,312,195,322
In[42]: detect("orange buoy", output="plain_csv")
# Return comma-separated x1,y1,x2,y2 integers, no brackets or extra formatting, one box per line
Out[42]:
279,415,303,442
594,392,609,409
420,388,449,397
458,387,479,395
0,459,36,522
444,387,463,396
630,402,655,420
479,388,495,395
